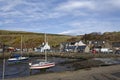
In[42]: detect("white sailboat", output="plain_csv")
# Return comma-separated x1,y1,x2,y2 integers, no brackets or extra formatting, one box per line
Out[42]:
8,35,29,63
29,33,55,70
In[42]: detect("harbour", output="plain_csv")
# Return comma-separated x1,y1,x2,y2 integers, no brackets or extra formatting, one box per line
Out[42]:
0,55,120,79
0,0,120,79
0,57,78,79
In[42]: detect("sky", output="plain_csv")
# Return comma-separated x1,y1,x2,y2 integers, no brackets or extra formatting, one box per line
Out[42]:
0,0,120,35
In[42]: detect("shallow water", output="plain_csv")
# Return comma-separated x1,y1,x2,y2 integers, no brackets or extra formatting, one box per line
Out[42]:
93,58,120,65
0,57,75,79
0,57,120,79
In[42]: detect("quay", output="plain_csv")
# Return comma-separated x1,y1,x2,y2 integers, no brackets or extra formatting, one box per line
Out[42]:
0,52,120,59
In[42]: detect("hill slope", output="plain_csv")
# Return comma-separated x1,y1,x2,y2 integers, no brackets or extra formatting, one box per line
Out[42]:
1,30,119,48
0,30,73,48
81,31,120,42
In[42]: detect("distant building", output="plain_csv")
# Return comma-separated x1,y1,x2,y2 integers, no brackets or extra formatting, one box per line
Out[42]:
0,43,15,52
60,41,86,53
89,41,114,53
112,42,120,50
35,42,50,52
7,47,15,52
84,46,90,53
89,41,105,53
90,41,105,48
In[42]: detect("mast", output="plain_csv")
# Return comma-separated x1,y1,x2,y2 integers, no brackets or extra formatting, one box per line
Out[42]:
21,35,22,56
44,33,47,62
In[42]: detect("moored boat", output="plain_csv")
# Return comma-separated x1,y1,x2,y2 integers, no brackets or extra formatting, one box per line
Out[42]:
29,62,55,69
8,54,28,63
29,33,55,70
8,35,29,63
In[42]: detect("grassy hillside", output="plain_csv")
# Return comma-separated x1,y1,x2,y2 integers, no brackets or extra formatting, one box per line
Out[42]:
0,30,73,48
1,30,119,49
81,31,120,42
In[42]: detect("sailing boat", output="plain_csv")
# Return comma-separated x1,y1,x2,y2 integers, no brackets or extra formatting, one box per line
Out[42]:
8,35,29,63
29,33,55,70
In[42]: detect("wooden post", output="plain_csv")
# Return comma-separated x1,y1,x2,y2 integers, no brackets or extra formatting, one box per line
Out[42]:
30,69,32,75
2,44,5,80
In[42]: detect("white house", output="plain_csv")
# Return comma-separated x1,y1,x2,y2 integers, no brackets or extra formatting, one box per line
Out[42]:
35,42,50,52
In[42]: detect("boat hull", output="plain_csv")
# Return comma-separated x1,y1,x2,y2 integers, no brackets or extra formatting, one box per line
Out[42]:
29,62,55,70
8,57,29,63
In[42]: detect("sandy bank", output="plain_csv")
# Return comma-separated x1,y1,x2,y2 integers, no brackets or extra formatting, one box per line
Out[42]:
7,64,120,80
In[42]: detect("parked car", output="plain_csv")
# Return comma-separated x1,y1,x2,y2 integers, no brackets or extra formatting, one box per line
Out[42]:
115,50,120,54
91,49,97,54
100,48,113,53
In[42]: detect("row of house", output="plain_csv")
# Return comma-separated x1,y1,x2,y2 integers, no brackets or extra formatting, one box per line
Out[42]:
90,41,120,53
0,43,51,53
60,40,120,54
1,40,120,54
60,41,87,52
